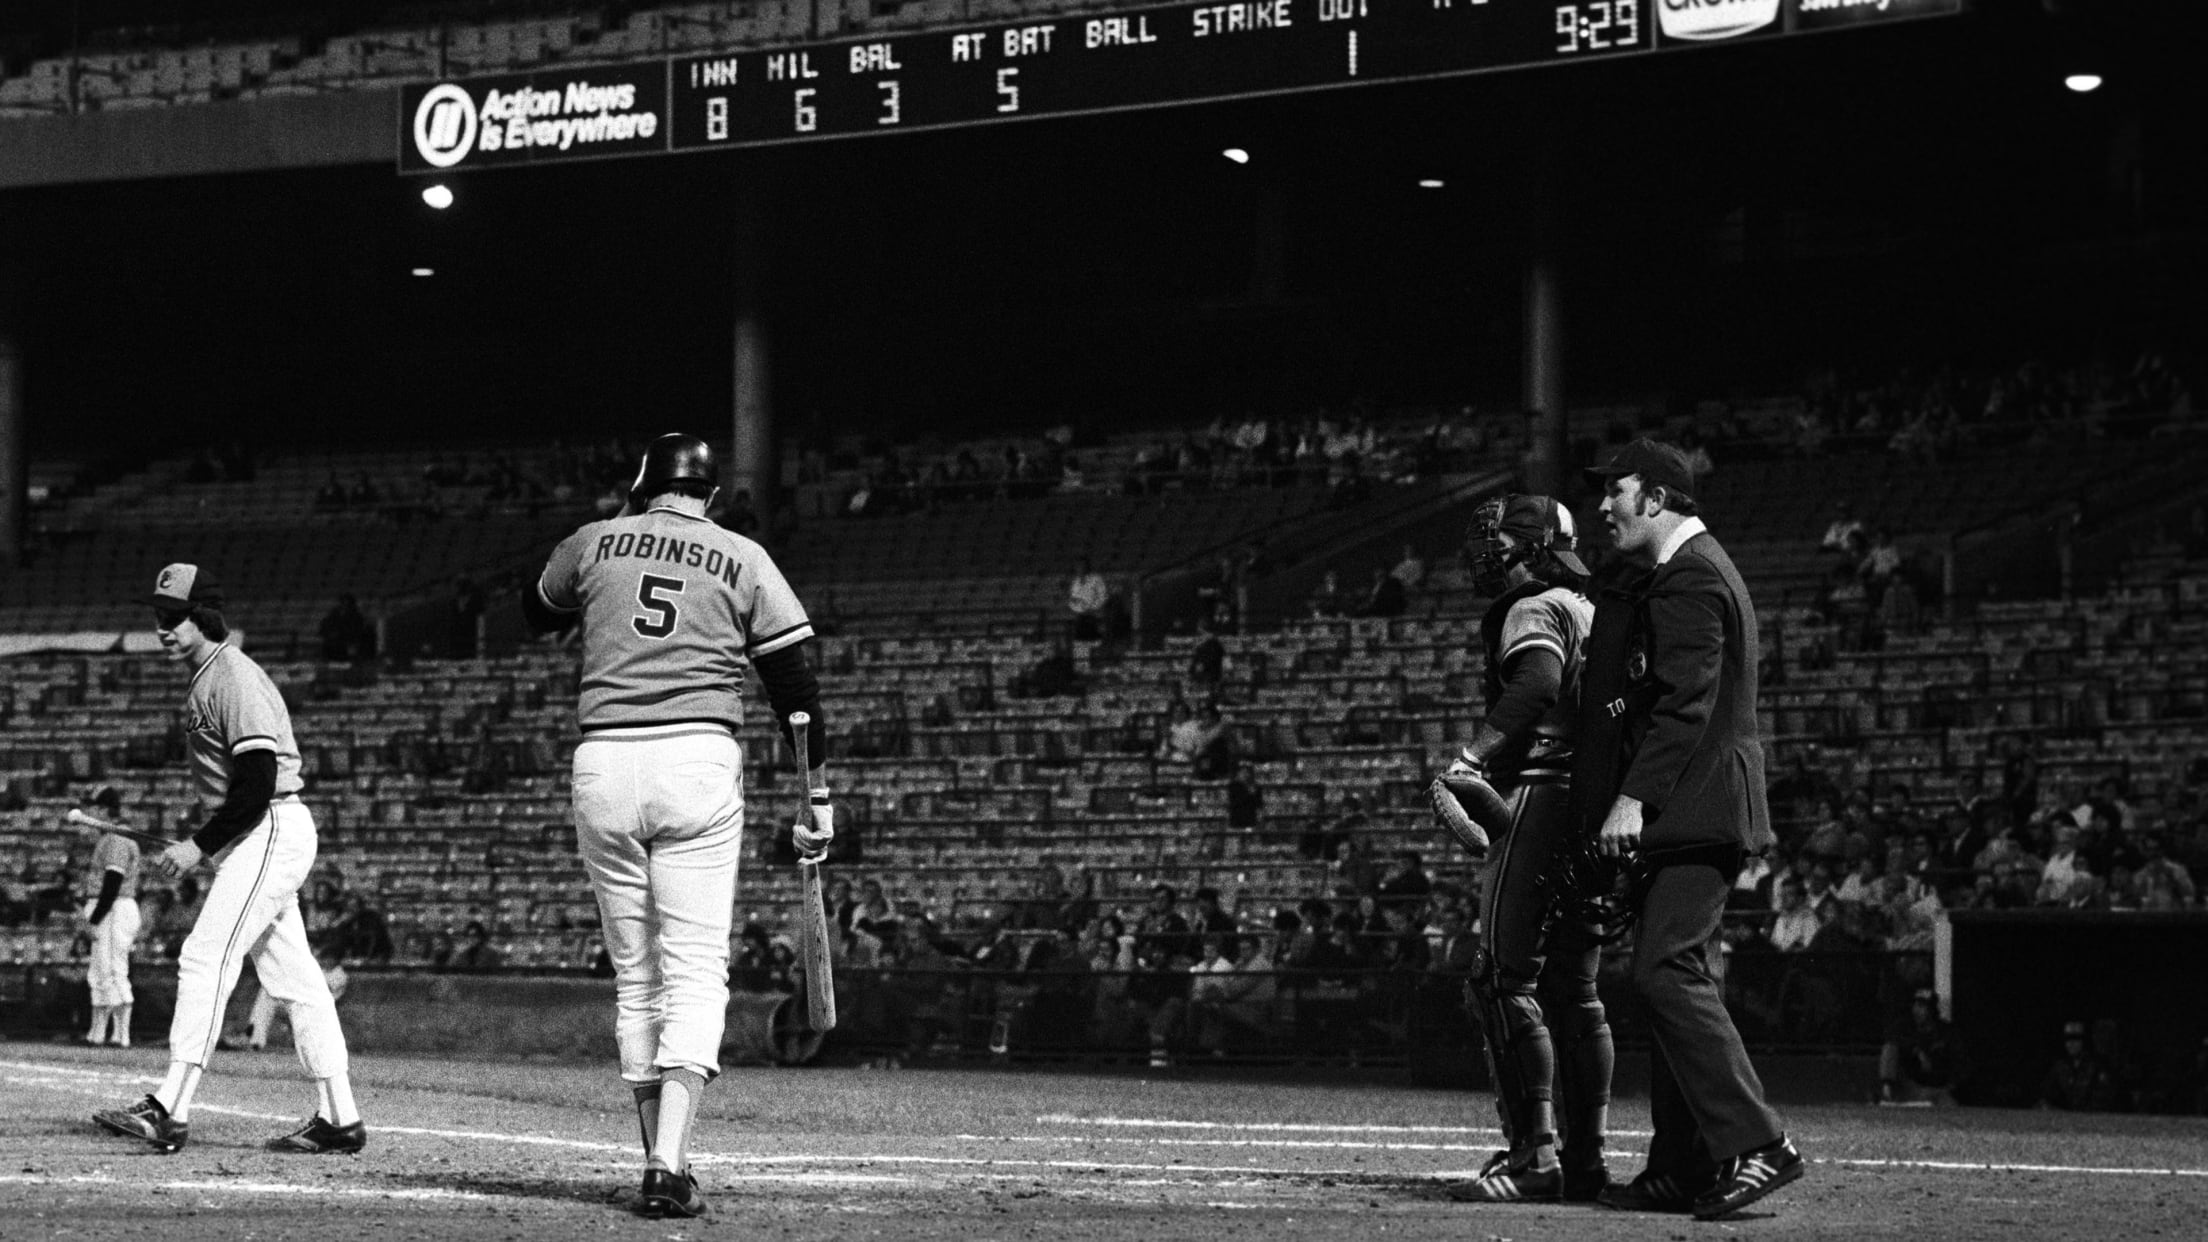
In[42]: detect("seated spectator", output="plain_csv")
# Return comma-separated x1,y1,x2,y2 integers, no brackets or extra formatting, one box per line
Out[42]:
1391,543,1427,592
1187,626,1225,689
318,594,377,663
1226,763,1263,834
1967,859,2036,909
1068,559,1112,640
2035,823,2095,905
1188,930,1277,1057
1354,567,1407,618
2127,832,2197,909
1376,850,1433,912
450,920,503,972
1769,877,1823,952
1301,792,1368,861
1305,570,1347,619
1828,848,1881,897
1877,870,1942,951
1881,988,1971,1107
2039,1018,2121,1111
1821,501,1865,556
1163,704,1233,780
1134,885,1194,964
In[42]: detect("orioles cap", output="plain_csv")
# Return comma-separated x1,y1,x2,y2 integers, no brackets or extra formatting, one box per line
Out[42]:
145,562,224,610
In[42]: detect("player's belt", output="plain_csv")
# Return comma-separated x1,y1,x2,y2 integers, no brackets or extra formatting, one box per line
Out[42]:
581,721,737,743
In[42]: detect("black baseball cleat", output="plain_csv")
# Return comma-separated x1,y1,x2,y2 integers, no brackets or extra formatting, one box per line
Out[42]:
1596,1168,1718,1213
1693,1134,1805,1220
637,1165,708,1219
93,1095,189,1153
1561,1157,1611,1203
1446,1147,1562,1203
266,1115,368,1154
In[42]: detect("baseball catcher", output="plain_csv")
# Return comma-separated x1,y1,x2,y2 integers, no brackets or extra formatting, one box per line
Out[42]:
1437,494,1615,1204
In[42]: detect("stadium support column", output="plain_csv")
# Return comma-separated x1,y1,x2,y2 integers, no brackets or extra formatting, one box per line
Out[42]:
730,196,773,533
1522,254,1565,500
1520,135,1566,501
0,331,23,569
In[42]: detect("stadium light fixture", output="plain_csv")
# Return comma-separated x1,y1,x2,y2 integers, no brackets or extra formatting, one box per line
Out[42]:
2064,73,2103,93
421,183,455,209
1222,148,1249,165
1418,179,1446,189
411,267,435,277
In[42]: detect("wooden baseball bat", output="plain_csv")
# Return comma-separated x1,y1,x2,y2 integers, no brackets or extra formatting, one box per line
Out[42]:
64,808,175,853
789,710,837,1032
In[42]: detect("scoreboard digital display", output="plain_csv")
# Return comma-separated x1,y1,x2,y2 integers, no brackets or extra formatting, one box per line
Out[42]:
400,0,1965,172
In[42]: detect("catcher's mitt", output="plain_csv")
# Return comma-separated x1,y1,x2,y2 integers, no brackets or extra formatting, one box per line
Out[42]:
1428,761,1512,860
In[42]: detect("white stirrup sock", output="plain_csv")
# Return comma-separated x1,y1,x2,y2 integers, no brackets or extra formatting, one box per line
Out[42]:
632,1082,664,1161
650,1068,708,1173
317,1074,361,1127
156,1062,203,1121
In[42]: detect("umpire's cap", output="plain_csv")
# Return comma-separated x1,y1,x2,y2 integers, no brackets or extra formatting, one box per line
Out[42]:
1585,437,1697,502
144,563,223,610
630,433,717,506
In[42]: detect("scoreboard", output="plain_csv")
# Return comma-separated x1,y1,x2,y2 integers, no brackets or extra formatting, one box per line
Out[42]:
400,0,1965,172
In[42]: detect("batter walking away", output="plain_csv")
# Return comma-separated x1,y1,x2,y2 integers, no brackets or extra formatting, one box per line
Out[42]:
524,433,834,1219
93,564,366,1155
1580,440,1803,1219
1436,495,1615,1204
77,785,142,1048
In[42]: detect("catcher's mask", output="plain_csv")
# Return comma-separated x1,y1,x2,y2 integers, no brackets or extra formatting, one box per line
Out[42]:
1464,494,1589,595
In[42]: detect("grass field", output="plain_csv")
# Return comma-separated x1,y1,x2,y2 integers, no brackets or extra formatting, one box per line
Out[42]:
4,1040,2204,1240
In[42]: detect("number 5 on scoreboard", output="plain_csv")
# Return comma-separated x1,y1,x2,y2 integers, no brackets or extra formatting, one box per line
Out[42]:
995,67,1019,114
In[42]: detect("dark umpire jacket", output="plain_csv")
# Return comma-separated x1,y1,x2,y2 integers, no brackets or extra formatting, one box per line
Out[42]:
1576,524,1774,858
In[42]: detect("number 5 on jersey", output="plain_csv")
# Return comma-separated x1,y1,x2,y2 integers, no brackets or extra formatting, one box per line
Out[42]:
633,573,685,639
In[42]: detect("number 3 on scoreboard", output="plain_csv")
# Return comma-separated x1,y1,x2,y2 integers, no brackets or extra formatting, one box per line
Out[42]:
633,573,685,639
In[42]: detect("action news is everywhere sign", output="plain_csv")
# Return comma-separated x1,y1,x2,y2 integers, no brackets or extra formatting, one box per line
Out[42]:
401,62,667,172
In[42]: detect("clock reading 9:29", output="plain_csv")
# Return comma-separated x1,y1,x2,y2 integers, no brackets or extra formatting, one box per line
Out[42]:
1555,0,1643,54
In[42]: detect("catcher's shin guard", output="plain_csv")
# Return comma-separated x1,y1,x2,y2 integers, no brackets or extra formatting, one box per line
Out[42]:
1469,960,1557,1150
1542,930,1613,1169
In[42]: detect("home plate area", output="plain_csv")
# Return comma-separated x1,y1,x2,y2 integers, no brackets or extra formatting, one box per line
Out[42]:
3,1045,2203,1240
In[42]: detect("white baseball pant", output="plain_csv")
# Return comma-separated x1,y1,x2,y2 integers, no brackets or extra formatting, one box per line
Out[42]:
169,799,350,1078
82,897,141,1008
572,723,744,1082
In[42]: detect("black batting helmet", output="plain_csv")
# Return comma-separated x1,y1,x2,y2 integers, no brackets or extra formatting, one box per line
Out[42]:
629,433,718,508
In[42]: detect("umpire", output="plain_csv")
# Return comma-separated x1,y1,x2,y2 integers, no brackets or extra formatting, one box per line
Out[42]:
1579,439,1803,1219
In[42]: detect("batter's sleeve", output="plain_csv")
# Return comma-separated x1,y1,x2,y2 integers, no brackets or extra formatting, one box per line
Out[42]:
191,749,277,855
88,869,123,925
753,644,826,767
743,550,814,660
534,528,592,615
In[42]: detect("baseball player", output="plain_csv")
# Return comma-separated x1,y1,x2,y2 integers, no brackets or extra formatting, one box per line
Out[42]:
92,564,366,1155
523,433,832,1219
1431,495,1615,1203
77,785,142,1047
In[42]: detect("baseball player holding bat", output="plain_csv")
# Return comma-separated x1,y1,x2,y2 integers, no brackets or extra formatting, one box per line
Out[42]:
523,433,831,1220
75,786,143,1047
93,564,367,1155
1430,495,1615,1204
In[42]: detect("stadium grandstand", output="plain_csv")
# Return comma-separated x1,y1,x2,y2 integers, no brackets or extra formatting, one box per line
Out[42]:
2,0,2207,1234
